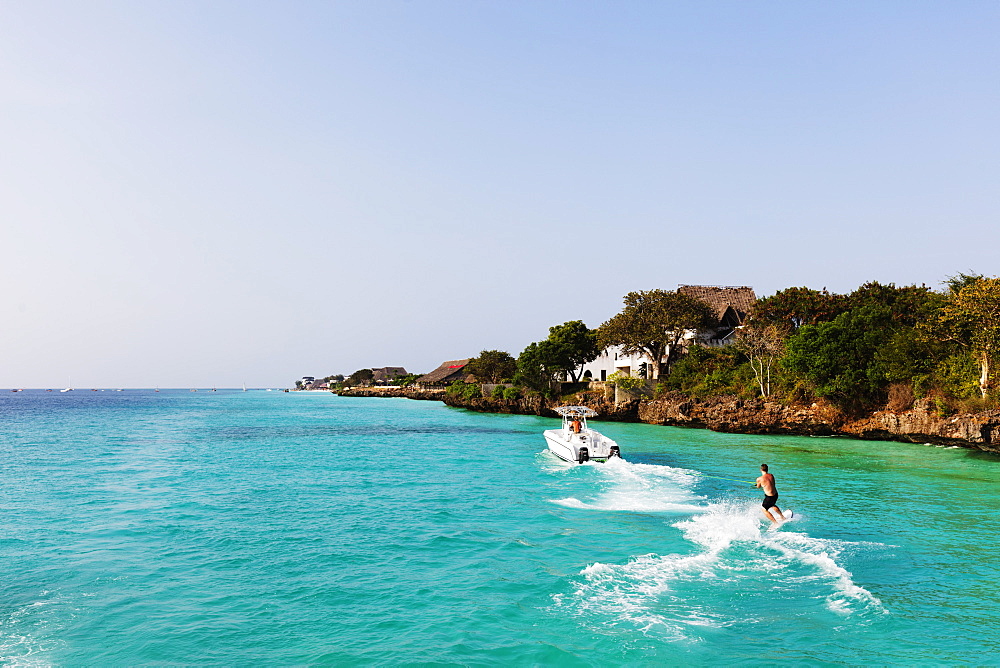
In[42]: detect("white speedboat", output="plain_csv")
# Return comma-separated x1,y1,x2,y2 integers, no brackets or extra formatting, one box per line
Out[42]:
543,406,622,464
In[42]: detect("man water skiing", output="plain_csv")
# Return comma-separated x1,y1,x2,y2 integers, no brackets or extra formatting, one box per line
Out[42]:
755,463,785,524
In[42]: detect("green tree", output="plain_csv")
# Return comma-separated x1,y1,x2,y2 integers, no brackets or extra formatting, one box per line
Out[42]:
466,350,517,383
847,281,943,327
543,320,599,382
752,287,848,333
393,373,423,387
514,341,560,393
346,369,374,386
937,277,1000,398
598,289,715,379
782,309,890,410
944,271,984,295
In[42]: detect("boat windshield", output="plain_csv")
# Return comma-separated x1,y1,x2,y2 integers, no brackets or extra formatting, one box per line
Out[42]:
556,406,597,434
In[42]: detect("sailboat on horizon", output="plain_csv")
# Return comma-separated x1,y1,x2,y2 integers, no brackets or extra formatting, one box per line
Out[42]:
60,376,73,393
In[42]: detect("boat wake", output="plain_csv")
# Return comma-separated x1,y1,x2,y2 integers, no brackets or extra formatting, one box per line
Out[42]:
549,457,706,513
549,459,889,640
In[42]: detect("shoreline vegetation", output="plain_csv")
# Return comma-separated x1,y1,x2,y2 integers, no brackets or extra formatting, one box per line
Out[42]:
334,384,1000,453
320,273,1000,453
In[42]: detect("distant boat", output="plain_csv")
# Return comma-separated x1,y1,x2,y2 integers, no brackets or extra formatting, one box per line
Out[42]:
61,377,73,392
242,382,247,392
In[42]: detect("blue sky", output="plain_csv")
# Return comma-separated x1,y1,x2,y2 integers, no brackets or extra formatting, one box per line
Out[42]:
2,1,998,387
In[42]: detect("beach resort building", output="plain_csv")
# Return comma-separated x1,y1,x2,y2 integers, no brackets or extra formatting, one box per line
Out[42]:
417,359,472,387
581,285,757,381
371,367,408,385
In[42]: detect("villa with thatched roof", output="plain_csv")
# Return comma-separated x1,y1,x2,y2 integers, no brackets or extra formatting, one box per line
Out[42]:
371,367,408,385
581,284,757,381
416,359,472,387
677,285,757,345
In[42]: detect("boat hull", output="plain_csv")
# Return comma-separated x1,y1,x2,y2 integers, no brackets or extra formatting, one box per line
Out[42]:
543,429,620,463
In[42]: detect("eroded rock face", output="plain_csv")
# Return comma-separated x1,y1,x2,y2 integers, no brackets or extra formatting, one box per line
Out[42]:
351,385,1000,452
638,394,1000,452
840,398,1000,450
336,387,445,400
637,392,839,436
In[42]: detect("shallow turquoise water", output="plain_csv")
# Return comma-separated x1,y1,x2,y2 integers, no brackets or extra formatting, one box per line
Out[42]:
2,390,999,664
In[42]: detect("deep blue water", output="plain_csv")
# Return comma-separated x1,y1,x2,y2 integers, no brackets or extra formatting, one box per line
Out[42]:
1,389,999,665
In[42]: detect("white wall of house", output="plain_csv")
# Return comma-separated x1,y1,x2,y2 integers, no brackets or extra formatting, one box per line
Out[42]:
581,331,704,381
581,345,659,381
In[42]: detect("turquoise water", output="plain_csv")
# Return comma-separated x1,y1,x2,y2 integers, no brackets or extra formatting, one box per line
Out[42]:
2,390,1000,664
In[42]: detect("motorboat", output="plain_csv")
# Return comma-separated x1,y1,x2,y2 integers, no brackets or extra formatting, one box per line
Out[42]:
543,406,622,464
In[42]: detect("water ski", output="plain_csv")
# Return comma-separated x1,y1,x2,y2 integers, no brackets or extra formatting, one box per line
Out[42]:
765,509,794,529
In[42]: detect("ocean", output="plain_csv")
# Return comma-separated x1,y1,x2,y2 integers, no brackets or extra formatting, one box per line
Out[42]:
1,389,998,665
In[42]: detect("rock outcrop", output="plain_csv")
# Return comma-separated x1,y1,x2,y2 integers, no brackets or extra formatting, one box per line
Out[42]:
335,384,1000,452
639,394,1000,452
840,398,1000,449
637,392,840,436
336,387,445,401
440,389,1000,452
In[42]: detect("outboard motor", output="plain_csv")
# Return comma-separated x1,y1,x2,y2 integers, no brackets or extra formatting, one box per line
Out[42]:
609,445,621,458
578,447,590,464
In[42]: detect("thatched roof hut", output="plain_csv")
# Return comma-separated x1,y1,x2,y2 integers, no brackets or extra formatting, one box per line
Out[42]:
372,367,408,384
417,359,472,386
678,285,757,326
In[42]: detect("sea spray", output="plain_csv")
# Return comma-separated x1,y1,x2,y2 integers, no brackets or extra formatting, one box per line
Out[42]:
553,459,889,641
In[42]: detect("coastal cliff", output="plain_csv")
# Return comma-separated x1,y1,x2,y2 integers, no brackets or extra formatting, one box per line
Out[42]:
331,384,1000,452
438,388,1000,452
335,387,446,401
638,393,1000,450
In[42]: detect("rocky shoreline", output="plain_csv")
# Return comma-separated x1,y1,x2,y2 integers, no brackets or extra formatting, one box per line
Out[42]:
336,385,1000,453
335,387,446,401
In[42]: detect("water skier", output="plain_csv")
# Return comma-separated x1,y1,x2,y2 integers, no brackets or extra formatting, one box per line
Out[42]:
755,463,784,524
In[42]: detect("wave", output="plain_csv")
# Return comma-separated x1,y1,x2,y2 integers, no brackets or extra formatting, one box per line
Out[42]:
546,455,706,513
550,459,888,638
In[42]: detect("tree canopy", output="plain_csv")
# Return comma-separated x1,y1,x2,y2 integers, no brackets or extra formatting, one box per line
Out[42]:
751,287,847,333
514,341,557,393
466,350,517,383
346,369,374,386
937,277,1000,398
598,289,715,379
542,320,599,382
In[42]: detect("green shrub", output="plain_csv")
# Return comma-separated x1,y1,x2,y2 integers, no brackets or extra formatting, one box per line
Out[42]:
607,372,646,392
446,381,481,401
931,351,980,401
502,386,521,401
659,346,753,398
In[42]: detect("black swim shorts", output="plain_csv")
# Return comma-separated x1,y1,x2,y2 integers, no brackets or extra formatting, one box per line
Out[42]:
762,495,778,509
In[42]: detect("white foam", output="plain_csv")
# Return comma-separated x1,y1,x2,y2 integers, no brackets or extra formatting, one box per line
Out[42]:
553,464,888,636
764,532,887,616
550,496,704,513
563,551,731,641
547,457,705,513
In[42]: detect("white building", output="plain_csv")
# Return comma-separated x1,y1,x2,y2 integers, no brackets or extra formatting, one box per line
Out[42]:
581,285,757,381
